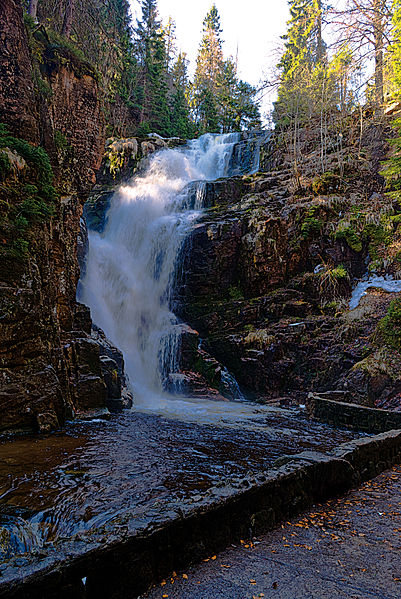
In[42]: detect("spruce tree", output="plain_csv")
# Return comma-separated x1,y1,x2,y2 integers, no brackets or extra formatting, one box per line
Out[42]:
135,0,171,136
170,53,195,138
194,4,224,132
193,3,261,133
274,0,326,126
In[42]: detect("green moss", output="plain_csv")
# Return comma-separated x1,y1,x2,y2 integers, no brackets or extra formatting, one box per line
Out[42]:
47,30,86,64
312,171,343,195
363,223,391,260
335,226,363,252
379,299,401,351
54,130,69,152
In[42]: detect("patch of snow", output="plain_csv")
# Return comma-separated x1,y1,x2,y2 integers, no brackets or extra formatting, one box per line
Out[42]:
349,275,401,310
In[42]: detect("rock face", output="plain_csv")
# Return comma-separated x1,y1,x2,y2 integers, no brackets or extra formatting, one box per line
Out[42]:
0,0,121,433
176,121,401,407
0,0,39,143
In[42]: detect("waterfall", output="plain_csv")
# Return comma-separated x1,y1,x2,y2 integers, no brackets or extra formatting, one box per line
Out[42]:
79,132,257,402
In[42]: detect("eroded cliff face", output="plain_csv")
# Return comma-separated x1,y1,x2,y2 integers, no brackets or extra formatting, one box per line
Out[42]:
176,121,401,409
0,0,112,433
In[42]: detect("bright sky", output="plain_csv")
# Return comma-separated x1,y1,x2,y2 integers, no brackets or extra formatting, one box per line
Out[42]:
130,0,290,118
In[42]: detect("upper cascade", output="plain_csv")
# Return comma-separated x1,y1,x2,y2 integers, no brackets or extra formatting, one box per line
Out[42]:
79,132,265,402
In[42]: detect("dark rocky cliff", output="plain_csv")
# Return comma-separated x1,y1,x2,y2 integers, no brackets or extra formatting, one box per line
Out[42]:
0,0,112,433
176,120,401,409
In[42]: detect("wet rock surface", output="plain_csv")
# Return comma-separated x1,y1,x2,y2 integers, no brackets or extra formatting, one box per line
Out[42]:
142,464,401,599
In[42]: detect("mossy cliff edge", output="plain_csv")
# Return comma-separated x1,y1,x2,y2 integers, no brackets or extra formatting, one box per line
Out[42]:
0,0,109,433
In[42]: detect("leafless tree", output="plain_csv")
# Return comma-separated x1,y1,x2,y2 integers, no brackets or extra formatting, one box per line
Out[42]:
61,0,76,39
28,0,39,20
330,0,393,105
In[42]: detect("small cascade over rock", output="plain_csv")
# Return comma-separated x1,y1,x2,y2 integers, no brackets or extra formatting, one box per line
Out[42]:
80,132,263,403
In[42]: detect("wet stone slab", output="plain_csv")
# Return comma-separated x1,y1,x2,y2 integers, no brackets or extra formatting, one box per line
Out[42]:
0,400,362,573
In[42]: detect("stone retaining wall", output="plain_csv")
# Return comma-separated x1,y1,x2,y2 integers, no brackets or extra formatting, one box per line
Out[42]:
2,429,401,599
306,392,401,433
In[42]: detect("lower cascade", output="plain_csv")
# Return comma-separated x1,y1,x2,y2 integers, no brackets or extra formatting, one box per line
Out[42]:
79,133,262,402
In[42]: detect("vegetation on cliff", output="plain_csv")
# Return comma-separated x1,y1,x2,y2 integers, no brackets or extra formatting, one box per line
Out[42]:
0,124,56,262
24,0,261,138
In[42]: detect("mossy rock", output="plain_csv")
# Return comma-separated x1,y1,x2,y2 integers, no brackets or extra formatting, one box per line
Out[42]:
335,226,363,253
312,171,343,195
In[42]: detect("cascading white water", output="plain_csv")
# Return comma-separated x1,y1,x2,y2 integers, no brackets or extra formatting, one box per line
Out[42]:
79,133,242,402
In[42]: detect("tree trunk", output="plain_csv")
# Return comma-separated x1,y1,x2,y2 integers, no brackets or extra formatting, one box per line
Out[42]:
316,0,325,62
373,0,384,105
62,0,76,39
29,0,39,20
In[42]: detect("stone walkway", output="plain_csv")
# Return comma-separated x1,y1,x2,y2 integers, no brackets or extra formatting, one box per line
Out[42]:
141,465,401,599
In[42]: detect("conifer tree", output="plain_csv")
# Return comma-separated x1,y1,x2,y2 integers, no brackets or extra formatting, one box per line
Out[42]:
274,0,326,126
135,0,171,135
193,4,260,133
193,4,224,132
170,53,195,138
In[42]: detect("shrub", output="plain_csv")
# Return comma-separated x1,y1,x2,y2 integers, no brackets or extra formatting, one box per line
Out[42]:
312,171,343,195
228,285,244,300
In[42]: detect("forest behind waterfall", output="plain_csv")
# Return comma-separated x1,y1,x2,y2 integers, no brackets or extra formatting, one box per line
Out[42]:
24,0,262,138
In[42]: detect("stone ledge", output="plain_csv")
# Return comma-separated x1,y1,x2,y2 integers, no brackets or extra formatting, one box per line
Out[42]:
306,392,401,433
1,429,401,599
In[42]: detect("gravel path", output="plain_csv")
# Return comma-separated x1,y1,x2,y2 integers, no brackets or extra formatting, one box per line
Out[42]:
142,465,401,599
